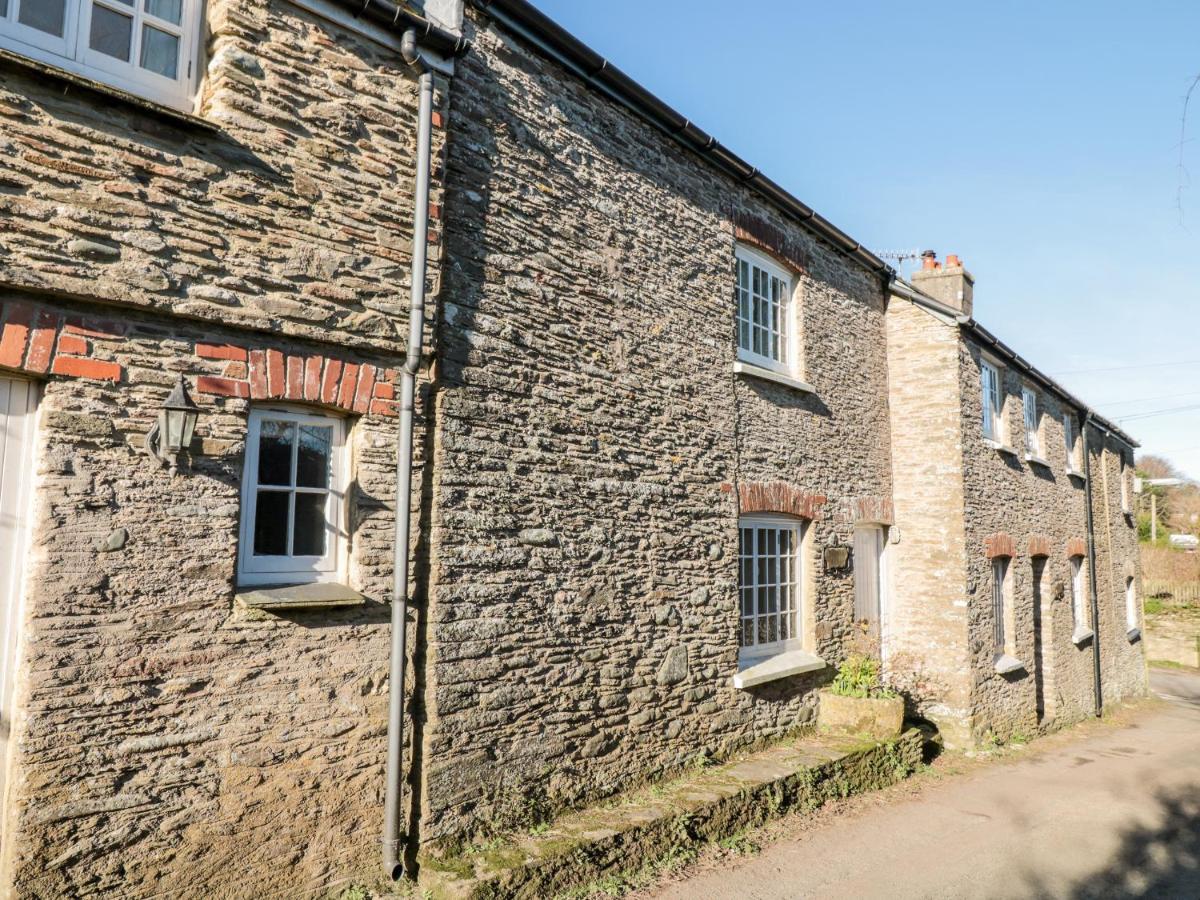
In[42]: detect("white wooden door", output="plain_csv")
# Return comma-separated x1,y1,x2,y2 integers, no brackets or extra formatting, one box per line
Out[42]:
0,376,38,813
854,526,888,644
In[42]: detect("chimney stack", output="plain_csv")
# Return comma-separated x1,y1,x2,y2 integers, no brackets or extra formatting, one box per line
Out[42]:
912,250,973,318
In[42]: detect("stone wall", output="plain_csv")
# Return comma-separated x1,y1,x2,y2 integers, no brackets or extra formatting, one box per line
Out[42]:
883,299,972,747
0,0,448,354
957,337,1097,742
1085,428,1148,706
0,290,418,898
421,8,893,847
884,291,1147,748
0,0,440,894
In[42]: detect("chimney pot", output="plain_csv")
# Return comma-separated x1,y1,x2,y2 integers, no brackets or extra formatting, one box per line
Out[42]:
911,250,974,317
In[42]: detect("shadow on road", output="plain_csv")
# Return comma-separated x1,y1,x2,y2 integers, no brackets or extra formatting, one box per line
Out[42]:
1020,783,1200,898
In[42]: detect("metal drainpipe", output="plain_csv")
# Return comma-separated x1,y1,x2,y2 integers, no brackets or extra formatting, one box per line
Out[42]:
1081,412,1104,718
383,27,434,882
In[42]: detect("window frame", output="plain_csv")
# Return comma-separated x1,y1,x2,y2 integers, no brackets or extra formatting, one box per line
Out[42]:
980,359,1004,443
1120,453,1131,515
1125,577,1138,633
1022,385,1040,457
237,406,349,588
991,555,1012,653
737,513,806,665
1063,413,1079,474
1069,555,1087,630
734,244,796,377
0,0,201,111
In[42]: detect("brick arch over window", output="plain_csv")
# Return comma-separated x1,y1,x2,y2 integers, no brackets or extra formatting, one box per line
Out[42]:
731,211,809,274
0,300,397,417
984,532,1016,559
727,481,827,521
1028,534,1052,558
1066,538,1087,559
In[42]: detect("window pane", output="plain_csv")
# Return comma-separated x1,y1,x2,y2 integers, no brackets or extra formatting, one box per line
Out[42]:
140,24,179,78
257,420,295,486
253,491,289,556
0,1,8,18
90,5,133,61
21,0,67,35
296,425,333,488
145,0,181,23
293,493,327,557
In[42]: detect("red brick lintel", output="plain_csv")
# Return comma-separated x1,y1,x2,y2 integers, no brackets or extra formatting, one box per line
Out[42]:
984,533,1017,559
731,211,810,274
732,481,827,521
1,300,124,382
0,299,399,417
1028,534,1052,558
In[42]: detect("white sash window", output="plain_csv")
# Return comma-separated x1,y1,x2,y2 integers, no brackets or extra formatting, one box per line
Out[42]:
238,408,347,586
1022,387,1039,456
738,516,804,660
735,246,794,375
0,0,200,110
981,361,1002,442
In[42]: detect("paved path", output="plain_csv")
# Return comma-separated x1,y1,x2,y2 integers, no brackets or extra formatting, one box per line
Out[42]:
651,669,1200,900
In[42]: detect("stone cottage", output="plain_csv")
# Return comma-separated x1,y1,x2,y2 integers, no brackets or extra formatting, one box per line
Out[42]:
0,0,465,895
886,255,1146,747
0,0,1146,896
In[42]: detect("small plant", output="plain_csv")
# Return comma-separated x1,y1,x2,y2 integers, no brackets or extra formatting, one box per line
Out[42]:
1144,598,1164,615
718,831,761,856
339,887,371,900
829,655,896,699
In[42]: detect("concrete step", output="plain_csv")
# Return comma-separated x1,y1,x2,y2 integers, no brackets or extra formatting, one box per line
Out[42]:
417,727,927,899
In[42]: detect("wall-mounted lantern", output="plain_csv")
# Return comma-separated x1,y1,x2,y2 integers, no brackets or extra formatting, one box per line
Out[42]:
146,374,201,473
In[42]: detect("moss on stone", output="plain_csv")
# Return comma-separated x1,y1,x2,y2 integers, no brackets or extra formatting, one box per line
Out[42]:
417,728,927,899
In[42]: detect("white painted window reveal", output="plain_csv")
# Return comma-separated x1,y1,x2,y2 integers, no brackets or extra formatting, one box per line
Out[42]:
1070,556,1087,631
981,360,1002,442
1125,577,1138,633
0,0,200,110
1022,386,1039,457
1063,413,1077,472
735,246,793,376
237,408,347,586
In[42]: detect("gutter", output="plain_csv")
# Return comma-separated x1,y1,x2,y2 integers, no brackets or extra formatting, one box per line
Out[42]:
339,0,470,55
470,0,894,284
1081,413,1104,717
382,26,439,882
889,278,1139,450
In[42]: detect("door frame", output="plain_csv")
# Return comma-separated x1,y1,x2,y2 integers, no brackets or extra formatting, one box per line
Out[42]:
0,374,40,842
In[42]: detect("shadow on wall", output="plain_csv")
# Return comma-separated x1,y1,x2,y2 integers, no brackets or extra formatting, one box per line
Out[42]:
1018,783,1200,898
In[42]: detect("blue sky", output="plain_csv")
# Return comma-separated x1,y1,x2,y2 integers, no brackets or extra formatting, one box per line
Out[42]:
533,0,1200,477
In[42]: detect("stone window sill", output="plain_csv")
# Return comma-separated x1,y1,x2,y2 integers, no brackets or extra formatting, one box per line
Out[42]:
985,439,1019,457
0,48,216,132
733,649,826,690
1025,453,1051,468
733,361,815,395
1072,626,1095,647
1066,468,1086,482
236,581,367,611
1126,627,1141,643
994,653,1026,675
